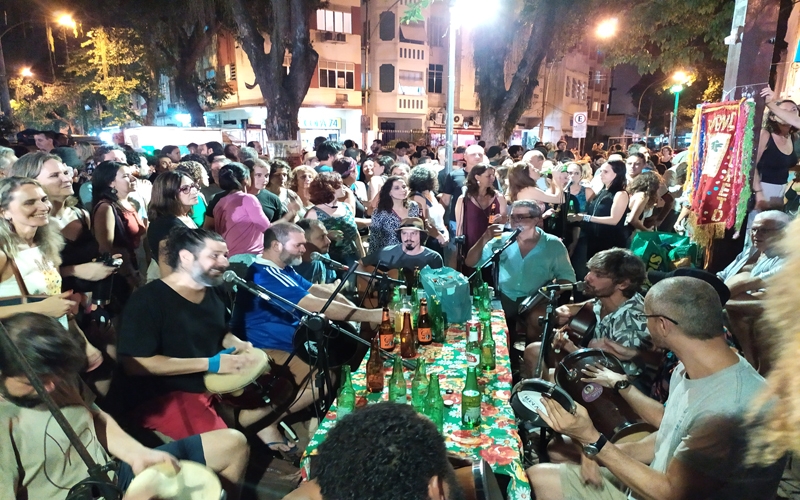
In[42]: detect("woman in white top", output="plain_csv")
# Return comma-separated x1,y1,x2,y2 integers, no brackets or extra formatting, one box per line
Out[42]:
0,177,102,369
408,165,448,252
625,171,663,233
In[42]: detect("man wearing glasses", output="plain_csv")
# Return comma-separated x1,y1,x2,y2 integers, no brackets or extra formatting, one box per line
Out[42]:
528,277,786,500
464,200,575,344
521,248,655,385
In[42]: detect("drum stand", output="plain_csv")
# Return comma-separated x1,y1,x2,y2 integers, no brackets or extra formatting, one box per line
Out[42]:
0,322,122,500
530,289,559,464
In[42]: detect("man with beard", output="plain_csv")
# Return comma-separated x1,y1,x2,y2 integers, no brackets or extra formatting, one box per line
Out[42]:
230,222,383,451
528,277,785,500
116,228,261,440
522,248,655,387
283,403,466,500
295,219,337,285
361,217,443,272
0,312,250,500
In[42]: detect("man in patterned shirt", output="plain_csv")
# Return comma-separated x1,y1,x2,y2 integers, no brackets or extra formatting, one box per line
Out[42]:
523,248,656,390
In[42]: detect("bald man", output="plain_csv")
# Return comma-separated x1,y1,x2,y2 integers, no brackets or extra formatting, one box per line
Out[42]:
528,277,786,500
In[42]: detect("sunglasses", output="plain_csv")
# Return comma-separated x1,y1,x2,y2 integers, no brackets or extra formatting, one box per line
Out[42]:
510,215,536,222
179,183,199,194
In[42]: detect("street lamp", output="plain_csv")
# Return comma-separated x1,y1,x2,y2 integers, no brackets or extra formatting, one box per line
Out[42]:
20,67,33,78
56,14,77,29
596,18,618,39
444,0,494,176
668,71,691,148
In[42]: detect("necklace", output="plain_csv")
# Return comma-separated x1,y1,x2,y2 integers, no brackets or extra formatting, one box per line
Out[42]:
324,202,339,209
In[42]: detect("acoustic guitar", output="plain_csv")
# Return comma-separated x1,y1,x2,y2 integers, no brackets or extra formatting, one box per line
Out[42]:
356,265,400,309
546,301,598,368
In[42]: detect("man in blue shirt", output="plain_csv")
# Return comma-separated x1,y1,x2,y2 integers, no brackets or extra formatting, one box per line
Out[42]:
294,219,337,284
464,200,575,342
230,222,383,448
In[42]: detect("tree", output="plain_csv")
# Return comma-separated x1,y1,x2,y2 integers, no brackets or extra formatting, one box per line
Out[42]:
227,0,323,140
10,77,87,133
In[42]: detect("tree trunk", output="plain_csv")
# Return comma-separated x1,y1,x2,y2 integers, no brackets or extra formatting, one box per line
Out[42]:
474,0,575,145
229,0,318,140
176,63,206,126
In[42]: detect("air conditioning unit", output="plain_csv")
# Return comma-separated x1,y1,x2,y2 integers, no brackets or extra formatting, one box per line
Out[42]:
319,31,347,43
453,114,463,125
433,112,444,125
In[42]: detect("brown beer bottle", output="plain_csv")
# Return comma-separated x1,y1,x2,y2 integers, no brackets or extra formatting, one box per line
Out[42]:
366,333,385,393
400,311,417,358
417,298,432,345
379,307,394,350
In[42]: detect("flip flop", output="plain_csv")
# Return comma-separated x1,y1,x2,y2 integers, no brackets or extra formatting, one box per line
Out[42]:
265,437,302,464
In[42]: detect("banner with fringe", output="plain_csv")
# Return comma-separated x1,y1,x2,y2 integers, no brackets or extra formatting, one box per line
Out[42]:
685,99,755,244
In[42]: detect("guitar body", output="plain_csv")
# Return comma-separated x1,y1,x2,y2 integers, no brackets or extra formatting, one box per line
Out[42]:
356,265,400,309
546,302,598,368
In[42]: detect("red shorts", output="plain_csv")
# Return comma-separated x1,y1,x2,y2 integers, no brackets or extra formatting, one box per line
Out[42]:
133,391,228,440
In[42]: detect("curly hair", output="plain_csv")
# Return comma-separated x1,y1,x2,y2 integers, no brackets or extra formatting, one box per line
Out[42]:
314,403,455,500
176,161,205,185
747,216,800,465
626,170,662,204
465,163,496,198
376,175,408,212
586,248,645,298
289,165,317,192
0,177,65,266
408,165,437,193
309,172,342,205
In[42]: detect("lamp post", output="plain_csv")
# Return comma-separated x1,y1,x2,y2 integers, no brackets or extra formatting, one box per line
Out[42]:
444,0,493,176
668,71,691,148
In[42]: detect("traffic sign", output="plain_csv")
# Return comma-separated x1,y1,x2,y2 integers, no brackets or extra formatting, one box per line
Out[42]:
573,112,588,139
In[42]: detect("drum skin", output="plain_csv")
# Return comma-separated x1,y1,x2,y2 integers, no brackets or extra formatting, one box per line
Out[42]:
510,378,576,428
204,349,295,410
451,457,503,500
555,348,656,442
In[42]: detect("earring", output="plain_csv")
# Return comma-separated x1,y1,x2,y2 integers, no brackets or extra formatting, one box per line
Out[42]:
111,187,117,195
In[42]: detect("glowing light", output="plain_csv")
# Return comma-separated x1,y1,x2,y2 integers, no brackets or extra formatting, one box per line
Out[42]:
450,0,496,29
174,114,192,127
670,84,684,94
596,18,618,39
98,132,113,144
20,67,33,78
672,71,689,84
56,14,76,29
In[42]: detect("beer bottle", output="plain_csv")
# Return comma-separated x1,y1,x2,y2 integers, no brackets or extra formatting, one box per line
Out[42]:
465,322,481,370
461,366,481,429
411,359,429,413
366,333,385,393
480,320,496,371
478,283,492,322
379,307,394,350
338,365,356,420
417,298,433,345
425,374,444,433
400,311,417,358
395,285,408,334
388,356,407,404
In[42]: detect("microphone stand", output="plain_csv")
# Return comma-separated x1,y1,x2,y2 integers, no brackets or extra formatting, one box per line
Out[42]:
532,289,559,379
0,323,121,500
467,230,520,283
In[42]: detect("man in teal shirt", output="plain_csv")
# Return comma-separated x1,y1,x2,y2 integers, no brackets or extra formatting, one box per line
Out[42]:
464,200,575,341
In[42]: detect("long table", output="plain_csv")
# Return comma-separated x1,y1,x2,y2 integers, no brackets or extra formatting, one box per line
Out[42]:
301,309,532,500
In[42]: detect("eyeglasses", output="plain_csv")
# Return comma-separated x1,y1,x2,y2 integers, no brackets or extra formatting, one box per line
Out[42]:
510,215,536,222
643,314,680,325
179,183,199,194
750,226,781,234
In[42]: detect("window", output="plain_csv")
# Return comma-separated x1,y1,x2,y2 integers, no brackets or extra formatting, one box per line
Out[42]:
379,64,395,93
399,21,426,45
428,64,443,94
429,17,446,47
319,61,355,90
317,9,352,34
400,48,425,60
379,12,396,41
565,77,571,97
399,70,424,84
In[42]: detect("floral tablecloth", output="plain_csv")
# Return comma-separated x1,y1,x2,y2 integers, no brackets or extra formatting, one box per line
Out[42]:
301,309,531,500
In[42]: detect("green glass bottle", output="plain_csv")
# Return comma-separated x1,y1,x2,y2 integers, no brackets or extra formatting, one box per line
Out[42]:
465,322,481,371
480,320,496,371
425,374,444,433
478,283,492,322
337,365,356,420
411,359,429,413
461,366,481,429
388,356,407,404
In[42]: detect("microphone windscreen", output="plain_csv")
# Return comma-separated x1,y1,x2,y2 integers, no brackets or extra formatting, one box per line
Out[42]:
574,281,586,292
310,252,322,262
222,270,238,283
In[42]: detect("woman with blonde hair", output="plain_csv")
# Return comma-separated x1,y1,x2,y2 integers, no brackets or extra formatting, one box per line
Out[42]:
288,164,317,218
0,146,17,178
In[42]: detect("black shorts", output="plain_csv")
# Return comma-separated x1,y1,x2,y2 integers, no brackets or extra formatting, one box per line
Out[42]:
116,434,205,492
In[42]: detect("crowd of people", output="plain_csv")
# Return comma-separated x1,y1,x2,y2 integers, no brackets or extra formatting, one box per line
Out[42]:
0,105,799,500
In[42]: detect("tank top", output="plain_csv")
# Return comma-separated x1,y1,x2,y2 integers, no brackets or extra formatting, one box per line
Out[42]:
757,134,797,185
463,193,501,252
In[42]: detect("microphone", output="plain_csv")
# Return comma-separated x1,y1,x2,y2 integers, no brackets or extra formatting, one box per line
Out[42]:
506,227,523,243
541,281,585,293
223,270,272,302
311,252,349,271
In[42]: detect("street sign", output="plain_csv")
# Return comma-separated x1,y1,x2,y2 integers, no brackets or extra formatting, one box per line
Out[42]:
573,111,588,139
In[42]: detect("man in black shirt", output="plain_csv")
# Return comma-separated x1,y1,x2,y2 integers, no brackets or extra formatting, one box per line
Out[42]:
117,228,260,441
361,218,443,272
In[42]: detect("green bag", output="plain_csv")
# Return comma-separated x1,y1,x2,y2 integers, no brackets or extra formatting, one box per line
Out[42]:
419,266,472,324
630,231,698,273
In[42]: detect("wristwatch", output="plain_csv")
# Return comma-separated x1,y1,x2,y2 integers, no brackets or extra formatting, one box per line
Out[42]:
583,434,608,457
614,378,631,392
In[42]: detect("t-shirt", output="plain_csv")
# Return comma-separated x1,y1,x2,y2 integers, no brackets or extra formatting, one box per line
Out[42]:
255,189,286,222
213,191,271,256
0,403,112,500
362,244,443,271
441,168,467,224
146,215,188,260
230,257,313,352
478,228,575,301
639,356,785,500
117,280,227,397
294,257,337,285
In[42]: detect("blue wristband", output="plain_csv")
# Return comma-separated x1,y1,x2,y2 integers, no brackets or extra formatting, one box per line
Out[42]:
207,347,236,373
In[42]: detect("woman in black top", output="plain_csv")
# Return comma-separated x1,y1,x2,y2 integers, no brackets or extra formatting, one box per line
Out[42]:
146,171,199,281
571,160,629,261
755,92,798,211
